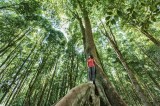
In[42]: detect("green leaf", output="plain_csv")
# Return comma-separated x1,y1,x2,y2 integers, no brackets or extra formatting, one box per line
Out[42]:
117,10,122,17
141,2,145,6
111,19,116,24
114,15,119,20
105,16,111,20
153,8,160,14
107,11,112,15
106,21,110,25
132,11,137,19
151,16,156,22
127,7,134,13
107,48,112,52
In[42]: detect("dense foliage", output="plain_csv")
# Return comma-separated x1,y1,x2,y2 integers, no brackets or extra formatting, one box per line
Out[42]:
0,0,160,106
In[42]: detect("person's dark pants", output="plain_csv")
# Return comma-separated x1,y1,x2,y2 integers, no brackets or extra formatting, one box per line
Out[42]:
88,66,96,83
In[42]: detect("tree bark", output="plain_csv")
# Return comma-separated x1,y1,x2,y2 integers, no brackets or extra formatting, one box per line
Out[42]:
62,1,127,105
141,29,160,47
0,39,22,68
45,59,58,106
0,44,36,103
77,17,86,51
0,27,31,53
76,1,128,105
0,4,17,9
139,45,160,70
102,25,151,106
23,48,50,106
147,72,160,90
37,81,48,106
55,83,98,106
7,56,37,106
0,51,19,78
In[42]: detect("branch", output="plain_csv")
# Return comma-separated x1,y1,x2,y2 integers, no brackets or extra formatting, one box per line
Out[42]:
54,83,97,106
108,26,118,46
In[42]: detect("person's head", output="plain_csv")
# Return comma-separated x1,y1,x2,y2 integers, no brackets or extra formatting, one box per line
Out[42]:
88,55,93,59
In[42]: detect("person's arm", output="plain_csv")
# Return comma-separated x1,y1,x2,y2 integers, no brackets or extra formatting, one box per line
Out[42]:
93,59,96,65
87,60,89,67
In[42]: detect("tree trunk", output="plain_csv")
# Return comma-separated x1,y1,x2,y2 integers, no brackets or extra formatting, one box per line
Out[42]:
45,59,58,105
76,2,127,105
139,45,160,70
0,4,17,9
141,29,160,47
23,46,50,106
37,81,48,106
7,56,36,106
116,69,139,105
147,72,160,90
82,6,126,106
0,51,19,78
0,39,22,68
0,28,31,53
0,44,36,103
55,83,99,106
5,73,27,106
102,25,151,106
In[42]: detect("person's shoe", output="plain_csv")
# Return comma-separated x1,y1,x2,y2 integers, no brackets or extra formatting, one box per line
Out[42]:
89,81,93,83
93,81,95,84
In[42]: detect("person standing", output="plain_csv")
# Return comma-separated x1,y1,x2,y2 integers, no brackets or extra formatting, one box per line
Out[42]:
87,55,96,84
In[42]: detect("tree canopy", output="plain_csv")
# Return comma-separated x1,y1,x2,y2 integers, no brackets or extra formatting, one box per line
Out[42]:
0,0,160,106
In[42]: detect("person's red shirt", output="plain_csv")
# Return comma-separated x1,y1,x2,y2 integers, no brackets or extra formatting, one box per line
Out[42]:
87,58,95,67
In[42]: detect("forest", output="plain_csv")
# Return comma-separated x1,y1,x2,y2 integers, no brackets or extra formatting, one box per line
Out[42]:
0,0,160,106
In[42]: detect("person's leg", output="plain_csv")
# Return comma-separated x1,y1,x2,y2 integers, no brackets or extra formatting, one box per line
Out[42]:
91,67,93,81
92,66,96,84
88,67,92,81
